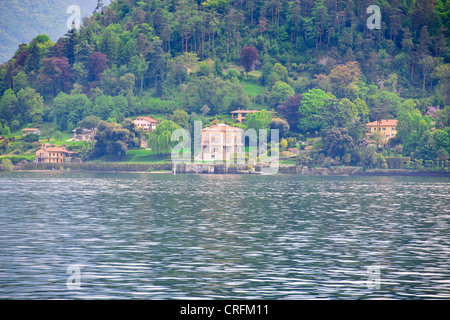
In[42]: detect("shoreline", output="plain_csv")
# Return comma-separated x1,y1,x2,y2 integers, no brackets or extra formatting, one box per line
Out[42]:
5,163,450,177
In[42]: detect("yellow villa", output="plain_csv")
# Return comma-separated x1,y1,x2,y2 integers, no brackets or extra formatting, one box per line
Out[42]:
365,119,398,138
35,146,76,163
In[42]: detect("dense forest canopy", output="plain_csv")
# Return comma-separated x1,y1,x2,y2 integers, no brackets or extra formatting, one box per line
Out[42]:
0,0,449,167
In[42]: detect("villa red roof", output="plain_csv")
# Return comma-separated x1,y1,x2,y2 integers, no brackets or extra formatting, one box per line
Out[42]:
134,116,158,123
365,119,398,126
230,109,273,114
37,147,75,154
202,124,243,132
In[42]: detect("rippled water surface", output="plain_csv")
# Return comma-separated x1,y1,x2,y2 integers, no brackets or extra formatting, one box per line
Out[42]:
0,172,449,299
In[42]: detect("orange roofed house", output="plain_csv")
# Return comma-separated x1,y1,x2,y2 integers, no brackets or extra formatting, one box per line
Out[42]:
230,109,274,123
35,146,76,163
365,119,398,138
199,124,244,161
132,116,158,133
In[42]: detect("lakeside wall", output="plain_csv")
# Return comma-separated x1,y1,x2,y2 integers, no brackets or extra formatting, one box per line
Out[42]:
7,161,450,176
14,161,173,172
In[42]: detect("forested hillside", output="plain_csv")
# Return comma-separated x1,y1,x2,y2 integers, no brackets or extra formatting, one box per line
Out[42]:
0,0,449,169
0,0,111,63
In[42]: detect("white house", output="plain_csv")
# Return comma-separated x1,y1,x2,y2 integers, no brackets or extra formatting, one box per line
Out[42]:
72,127,96,141
132,116,158,133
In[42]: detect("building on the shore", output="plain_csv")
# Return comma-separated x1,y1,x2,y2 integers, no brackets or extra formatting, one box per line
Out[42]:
365,119,398,138
72,127,96,141
230,109,274,123
199,124,244,161
22,128,41,136
35,146,76,163
132,116,158,133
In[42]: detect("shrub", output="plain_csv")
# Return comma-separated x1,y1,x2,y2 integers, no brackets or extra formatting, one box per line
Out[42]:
23,133,40,143
226,69,240,80
322,157,332,168
0,158,13,172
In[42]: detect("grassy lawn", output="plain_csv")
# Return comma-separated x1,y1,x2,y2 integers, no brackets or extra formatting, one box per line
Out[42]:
124,149,172,163
39,138,87,147
247,70,262,78
242,81,265,97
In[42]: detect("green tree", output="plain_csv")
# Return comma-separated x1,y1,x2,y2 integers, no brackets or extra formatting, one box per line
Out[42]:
52,93,93,131
280,138,288,152
78,116,101,130
1,158,13,172
170,109,190,130
396,108,432,156
269,81,294,108
17,87,44,124
272,63,289,83
147,120,180,155
128,55,148,93
298,88,331,134
121,118,144,149
0,89,18,122
41,127,54,143
324,127,354,159
360,145,377,170
432,129,450,154
200,105,210,117
311,0,330,48
145,41,166,90
269,118,290,138
100,28,120,64
23,133,39,143
246,109,273,131
328,61,361,98
190,76,232,115
92,121,130,159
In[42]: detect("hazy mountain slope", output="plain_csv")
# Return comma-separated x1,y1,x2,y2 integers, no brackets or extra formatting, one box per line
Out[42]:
0,0,111,63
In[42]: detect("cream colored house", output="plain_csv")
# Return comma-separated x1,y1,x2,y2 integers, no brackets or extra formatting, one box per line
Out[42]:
22,128,41,136
35,146,75,163
132,116,158,133
72,127,96,141
199,124,244,161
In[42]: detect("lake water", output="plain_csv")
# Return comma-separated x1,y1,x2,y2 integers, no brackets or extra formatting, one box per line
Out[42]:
0,172,449,299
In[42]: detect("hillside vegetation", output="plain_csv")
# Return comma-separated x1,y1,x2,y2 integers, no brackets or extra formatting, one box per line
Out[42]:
0,0,449,169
